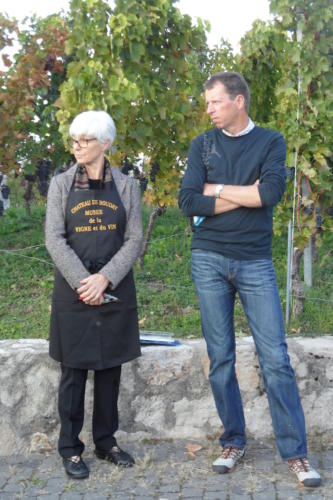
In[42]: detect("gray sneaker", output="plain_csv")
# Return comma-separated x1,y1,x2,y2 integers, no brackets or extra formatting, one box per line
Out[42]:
212,446,245,474
288,457,321,487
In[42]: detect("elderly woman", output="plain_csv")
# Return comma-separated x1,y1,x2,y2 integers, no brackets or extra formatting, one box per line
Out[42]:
45,110,142,479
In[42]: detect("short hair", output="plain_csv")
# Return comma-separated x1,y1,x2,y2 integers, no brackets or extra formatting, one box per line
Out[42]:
69,110,116,145
204,72,250,113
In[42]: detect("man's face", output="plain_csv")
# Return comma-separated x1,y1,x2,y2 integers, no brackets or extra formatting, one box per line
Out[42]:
205,82,242,131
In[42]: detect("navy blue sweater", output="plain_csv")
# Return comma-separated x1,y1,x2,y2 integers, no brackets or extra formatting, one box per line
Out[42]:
178,126,287,260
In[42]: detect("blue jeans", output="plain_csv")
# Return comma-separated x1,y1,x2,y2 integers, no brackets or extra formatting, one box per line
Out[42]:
191,249,307,460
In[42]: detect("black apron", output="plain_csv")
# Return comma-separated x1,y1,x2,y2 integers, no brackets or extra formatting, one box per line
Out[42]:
49,174,141,370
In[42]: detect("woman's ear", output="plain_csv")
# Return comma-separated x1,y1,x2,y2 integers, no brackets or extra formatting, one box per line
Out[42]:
103,139,111,152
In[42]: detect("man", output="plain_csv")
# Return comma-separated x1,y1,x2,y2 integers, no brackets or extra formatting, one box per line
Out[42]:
179,72,321,488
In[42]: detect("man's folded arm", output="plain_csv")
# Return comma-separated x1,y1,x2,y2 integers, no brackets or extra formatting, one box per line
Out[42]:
202,182,259,213
218,184,261,208
178,137,216,217
257,134,287,207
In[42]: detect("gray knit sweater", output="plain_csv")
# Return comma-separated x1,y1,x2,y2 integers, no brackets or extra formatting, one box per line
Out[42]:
45,164,143,290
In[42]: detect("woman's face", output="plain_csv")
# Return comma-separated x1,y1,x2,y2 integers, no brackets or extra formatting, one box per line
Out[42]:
71,136,109,166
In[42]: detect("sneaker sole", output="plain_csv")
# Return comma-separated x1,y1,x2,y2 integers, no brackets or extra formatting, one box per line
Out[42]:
299,478,322,488
212,453,244,474
212,464,232,474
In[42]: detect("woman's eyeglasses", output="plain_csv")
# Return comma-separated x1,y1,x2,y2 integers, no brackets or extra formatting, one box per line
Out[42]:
70,138,97,148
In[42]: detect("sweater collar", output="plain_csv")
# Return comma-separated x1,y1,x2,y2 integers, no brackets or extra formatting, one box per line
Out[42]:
222,118,255,137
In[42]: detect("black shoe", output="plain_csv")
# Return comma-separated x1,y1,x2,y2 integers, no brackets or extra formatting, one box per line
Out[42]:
62,456,89,479
94,446,135,467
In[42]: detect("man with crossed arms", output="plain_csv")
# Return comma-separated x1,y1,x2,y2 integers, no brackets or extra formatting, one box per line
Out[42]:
179,71,321,488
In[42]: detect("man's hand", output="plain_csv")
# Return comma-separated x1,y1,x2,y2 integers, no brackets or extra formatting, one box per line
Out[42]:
203,183,219,197
203,180,261,209
203,182,240,214
203,180,259,197
77,273,109,305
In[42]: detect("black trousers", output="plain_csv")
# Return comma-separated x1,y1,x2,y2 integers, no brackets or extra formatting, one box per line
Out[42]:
58,364,121,458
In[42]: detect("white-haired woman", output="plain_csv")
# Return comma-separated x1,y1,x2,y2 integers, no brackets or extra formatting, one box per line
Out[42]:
45,110,142,479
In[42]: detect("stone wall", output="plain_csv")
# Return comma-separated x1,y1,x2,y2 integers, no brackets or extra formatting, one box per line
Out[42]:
0,336,332,456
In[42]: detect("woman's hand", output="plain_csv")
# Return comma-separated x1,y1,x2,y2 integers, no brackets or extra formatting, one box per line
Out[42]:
77,273,109,305
86,296,105,306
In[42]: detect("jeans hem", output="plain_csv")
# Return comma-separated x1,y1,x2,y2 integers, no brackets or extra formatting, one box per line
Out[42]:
221,444,246,450
282,453,308,461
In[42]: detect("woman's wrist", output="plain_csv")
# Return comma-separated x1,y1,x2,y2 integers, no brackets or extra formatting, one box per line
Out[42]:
97,273,110,287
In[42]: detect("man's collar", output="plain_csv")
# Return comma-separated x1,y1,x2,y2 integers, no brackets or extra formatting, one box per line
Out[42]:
222,118,255,137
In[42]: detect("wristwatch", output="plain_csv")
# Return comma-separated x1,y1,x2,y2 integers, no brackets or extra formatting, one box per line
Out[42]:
215,184,224,198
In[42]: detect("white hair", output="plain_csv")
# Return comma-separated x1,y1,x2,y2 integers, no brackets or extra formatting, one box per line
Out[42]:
69,110,116,145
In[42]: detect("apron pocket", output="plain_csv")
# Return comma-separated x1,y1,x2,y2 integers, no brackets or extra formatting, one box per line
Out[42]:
57,309,102,367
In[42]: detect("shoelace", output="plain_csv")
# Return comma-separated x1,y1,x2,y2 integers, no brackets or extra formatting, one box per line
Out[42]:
289,457,310,473
221,446,242,459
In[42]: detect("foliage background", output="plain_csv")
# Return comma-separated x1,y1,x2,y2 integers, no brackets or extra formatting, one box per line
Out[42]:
1,181,332,339
0,0,332,338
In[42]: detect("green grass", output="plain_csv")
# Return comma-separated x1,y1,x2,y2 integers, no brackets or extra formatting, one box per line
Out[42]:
0,189,332,339
0,204,53,338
